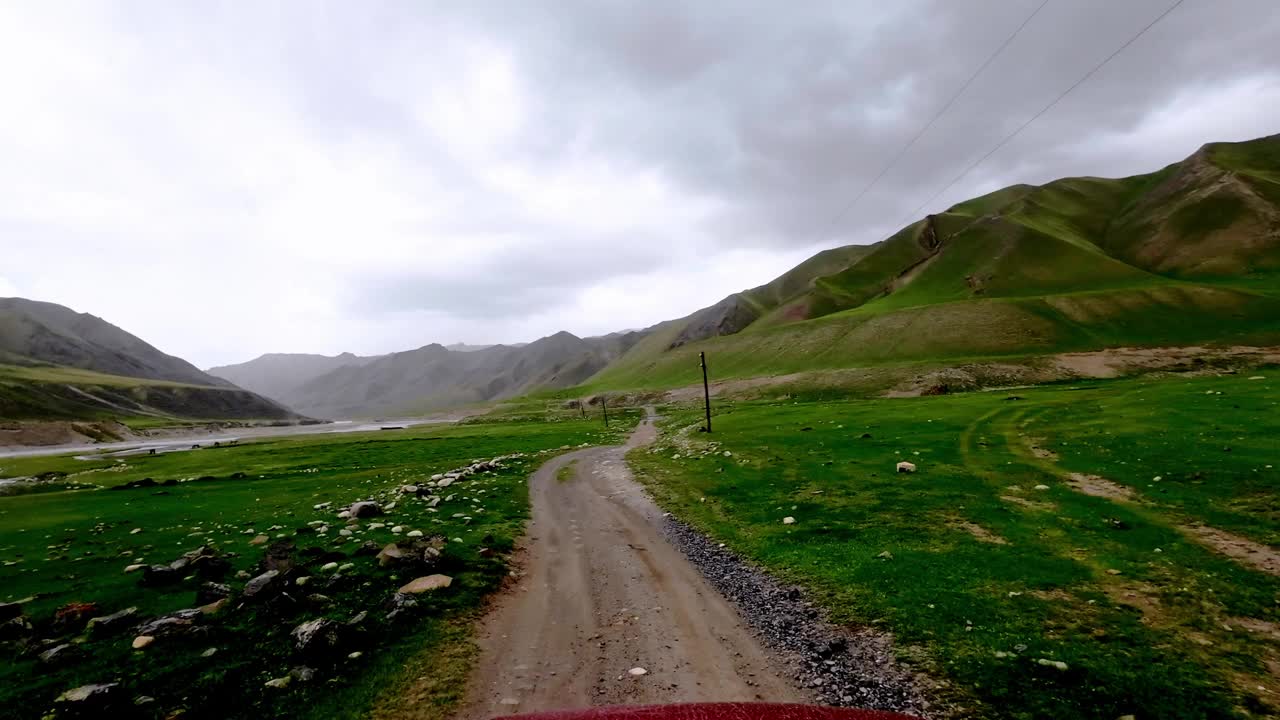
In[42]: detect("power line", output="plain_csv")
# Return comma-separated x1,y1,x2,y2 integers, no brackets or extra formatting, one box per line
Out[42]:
827,0,1053,233
900,0,1186,225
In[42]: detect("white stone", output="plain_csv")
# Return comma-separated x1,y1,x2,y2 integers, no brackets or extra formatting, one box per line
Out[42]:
320,562,339,572
896,461,916,473
628,667,648,676
406,530,424,538
782,517,796,525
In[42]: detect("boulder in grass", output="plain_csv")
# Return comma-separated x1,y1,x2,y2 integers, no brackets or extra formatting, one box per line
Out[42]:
86,607,138,637
0,615,34,645
140,564,181,588
243,570,280,599
40,643,80,665
895,461,917,473
397,574,452,594
0,601,22,622
290,618,343,657
348,501,383,519
195,582,231,605
376,543,403,568
263,540,297,573
135,609,202,638
55,683,121,712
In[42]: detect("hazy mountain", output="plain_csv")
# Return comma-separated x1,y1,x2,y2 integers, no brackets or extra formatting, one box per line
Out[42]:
0,298,302,421
590,133,1280,388
0,297,233,387
227,330,647,419
208,352,381,401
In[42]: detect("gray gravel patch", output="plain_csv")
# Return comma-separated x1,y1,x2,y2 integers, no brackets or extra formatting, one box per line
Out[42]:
661,515,934,717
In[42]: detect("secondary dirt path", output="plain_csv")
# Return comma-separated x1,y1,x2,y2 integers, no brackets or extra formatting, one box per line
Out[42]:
456,411,805,719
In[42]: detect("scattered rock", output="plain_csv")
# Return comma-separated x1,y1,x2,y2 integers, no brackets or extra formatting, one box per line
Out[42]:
291,618,343,656
1036,658,1069,671
86,607,138,637
139,564,181,588
376,543,404,567
0,601,23,621
243,570,280,599
320,562,339,572
131,635,155,650
876,551,894,560
170,546,232,580
195,582,232,605
198,598,229,616
249,534,270,546
55,683,120,711
263,540,297,573
136,609,203,638
40,643,79,664
123,564,145,574
264,676,291,689
895,462,916,473
782,517,796,525
406,530,424,538
628,667,648,676
290,666,317,682
349,501,383,519
399,575,453,594
1034,484,1051,491
0,615,34,644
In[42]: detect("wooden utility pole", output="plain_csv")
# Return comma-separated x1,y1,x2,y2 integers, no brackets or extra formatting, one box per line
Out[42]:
579,401,586,419
601,395,609,428
700,351,712,432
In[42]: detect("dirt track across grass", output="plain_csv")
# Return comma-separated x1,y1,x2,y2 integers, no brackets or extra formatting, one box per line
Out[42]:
455,412,805,718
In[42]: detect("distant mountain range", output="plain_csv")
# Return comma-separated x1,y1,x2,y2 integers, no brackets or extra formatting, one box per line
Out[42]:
209,331,643,419
0,298,300,422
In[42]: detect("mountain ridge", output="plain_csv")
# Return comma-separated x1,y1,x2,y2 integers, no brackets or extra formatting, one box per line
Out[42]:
0,298,303,422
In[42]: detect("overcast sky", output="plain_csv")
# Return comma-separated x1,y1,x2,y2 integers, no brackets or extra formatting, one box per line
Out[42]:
1,1,1277,368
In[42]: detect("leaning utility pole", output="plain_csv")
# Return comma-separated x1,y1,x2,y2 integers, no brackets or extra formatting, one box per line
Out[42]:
601,395,609,428
700,351,712,432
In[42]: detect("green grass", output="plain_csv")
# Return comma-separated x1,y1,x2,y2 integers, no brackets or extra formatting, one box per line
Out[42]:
0,411,636,720
0,364,207,389
628,371,1280,718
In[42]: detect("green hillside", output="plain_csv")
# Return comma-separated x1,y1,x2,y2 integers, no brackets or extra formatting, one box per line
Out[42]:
0,364,301,423
587,134,1280,390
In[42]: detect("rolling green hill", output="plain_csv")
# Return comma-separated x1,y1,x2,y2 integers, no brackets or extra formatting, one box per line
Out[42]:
587,134,1280,390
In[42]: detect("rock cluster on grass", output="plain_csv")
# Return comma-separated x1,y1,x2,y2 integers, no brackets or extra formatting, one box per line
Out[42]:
20,451,512,719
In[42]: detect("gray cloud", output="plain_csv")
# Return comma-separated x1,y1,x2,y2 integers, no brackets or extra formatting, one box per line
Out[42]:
1,0,1276,366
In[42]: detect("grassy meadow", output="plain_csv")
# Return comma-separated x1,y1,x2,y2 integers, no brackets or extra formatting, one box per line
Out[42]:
628,370,1280,719
0,410,635,720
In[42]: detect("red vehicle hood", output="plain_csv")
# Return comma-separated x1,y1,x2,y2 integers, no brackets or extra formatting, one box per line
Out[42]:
498,703,918,720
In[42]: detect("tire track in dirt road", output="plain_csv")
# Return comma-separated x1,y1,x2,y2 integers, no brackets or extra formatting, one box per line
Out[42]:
455,410,807,719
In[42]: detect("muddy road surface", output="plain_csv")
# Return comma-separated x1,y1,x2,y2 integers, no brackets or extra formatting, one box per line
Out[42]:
457,411,805,718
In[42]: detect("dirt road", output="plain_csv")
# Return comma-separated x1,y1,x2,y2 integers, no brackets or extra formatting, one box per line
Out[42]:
457,411,805,718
